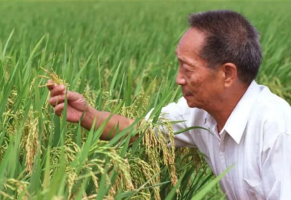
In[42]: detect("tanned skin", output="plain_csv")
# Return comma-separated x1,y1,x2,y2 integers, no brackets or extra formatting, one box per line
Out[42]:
47,27,250,138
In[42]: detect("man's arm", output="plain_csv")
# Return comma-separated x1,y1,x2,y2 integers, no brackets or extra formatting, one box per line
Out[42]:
81,106,134,140
260,126,291,199
47,80,195,146
47,80,134,141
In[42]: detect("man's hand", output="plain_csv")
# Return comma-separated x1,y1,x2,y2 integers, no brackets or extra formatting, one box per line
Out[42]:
47,80,88,123
47,79,135,141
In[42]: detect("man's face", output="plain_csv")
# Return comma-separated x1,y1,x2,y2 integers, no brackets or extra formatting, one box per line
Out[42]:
175,28,224,109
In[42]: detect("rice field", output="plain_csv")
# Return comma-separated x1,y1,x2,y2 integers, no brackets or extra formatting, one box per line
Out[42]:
0,1,291,199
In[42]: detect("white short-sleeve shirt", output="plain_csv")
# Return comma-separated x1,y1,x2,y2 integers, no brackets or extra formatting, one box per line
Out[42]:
146,81,291,200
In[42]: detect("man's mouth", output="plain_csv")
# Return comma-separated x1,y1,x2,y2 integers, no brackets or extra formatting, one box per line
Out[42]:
182,91,192,97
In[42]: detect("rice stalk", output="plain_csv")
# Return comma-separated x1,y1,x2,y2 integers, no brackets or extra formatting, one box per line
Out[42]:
38,67,69,88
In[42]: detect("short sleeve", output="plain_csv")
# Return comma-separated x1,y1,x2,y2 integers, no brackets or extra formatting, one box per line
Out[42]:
145,97,196,148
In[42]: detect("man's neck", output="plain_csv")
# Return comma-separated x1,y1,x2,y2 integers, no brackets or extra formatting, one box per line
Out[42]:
206,84,249,133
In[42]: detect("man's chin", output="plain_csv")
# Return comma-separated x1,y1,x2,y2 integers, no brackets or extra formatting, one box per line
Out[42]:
184,98,196,108
184,96,201,108
186,102,197,108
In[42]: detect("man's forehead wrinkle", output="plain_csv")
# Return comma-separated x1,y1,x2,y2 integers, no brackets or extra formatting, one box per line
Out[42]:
178,46,201,63
177,54,199,68
179,39,202,58
177,30,206,64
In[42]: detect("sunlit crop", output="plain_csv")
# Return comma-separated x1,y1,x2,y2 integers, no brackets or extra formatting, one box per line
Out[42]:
0,1,290,200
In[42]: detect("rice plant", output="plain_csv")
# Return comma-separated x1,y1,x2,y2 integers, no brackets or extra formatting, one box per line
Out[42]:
0,1,290,199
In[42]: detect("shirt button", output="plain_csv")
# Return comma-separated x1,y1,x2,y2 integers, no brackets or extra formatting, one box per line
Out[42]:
220,146,225,152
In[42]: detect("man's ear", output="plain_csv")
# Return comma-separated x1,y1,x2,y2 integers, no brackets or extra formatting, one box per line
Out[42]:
221,63,237,88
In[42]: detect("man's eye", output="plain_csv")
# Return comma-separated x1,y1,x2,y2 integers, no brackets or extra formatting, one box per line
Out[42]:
183,65,191,72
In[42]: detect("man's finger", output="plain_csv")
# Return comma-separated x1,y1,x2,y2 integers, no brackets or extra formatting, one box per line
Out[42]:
50,85,66,97
54,102,64,116
47,80,55,91
49,94,66,107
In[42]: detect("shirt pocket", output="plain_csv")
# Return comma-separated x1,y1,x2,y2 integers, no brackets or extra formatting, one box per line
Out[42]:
243,178,265,200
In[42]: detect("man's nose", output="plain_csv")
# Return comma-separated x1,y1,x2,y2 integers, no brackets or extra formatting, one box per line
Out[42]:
176,69,186,85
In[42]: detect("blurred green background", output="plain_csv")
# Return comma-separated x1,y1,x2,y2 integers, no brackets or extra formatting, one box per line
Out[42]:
0,1,290,199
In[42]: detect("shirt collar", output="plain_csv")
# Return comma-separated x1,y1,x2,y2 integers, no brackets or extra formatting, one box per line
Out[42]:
223,80,261,144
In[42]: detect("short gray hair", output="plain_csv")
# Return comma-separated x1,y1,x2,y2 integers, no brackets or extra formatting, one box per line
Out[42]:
188,10,262,83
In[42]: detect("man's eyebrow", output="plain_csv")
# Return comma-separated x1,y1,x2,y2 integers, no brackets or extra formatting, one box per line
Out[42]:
175,51,184,61
176,54,187,62
176,56,184,63
177,55,197,67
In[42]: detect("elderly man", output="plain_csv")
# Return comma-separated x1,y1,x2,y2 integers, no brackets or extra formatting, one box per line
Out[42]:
47,10,291,200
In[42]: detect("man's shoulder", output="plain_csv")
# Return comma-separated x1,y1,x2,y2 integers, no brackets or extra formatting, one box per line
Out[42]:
256,85,291,114
146,97,205,122
160,97,209,120
254,85,291,133
161,97,195,118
